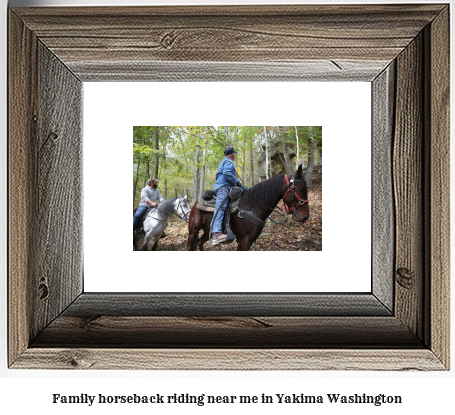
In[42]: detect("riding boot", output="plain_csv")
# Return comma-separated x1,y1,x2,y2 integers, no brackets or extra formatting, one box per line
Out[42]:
211,232,228,245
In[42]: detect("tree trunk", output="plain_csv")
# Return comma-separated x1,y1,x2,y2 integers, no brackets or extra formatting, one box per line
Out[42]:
305,127,315,188
198,140,208,201
164,178,168,199
264,126,269,180
193,144,200,203
250,135,254,187
133,156,141,207
224,126,229,145
242,131,246,183
154,127,159,178
295,126,299,169
233,126,240,171
159,127,166,180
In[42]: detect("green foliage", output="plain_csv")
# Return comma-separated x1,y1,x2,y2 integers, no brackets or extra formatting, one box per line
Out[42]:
133,126,322,206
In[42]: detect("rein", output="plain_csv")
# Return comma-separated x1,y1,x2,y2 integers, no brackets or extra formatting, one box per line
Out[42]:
244,187,286,217
242,174,308,224
146,209,166,222
282,174,309,215
147,198,189,222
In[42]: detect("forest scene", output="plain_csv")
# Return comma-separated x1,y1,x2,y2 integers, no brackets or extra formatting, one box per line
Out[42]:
133,126,322,251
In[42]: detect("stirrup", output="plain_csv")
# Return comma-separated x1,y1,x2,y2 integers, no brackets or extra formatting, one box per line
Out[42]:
224,227,235,244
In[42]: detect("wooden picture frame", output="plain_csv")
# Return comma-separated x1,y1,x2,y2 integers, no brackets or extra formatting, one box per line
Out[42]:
8,4,449,370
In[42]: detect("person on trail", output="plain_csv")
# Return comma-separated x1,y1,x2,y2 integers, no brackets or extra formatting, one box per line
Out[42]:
133,178,166,237
210,147,242,245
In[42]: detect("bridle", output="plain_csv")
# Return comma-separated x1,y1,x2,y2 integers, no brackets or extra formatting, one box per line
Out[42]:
241,174,308,224
174,197,190,222
282,174,309,215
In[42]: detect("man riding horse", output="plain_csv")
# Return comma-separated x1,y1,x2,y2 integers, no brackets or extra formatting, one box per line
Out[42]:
211,147,243,245
133,178,166,236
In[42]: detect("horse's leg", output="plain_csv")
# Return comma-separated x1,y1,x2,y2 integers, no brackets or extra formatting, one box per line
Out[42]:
237,237,254,251
133,232,139,251
187,205,203,251
142,231,152,251
231,216,260,251
187,231,198,251
151,235,160,251
197,223,210,251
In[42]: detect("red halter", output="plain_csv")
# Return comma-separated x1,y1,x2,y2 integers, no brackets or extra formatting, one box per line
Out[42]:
283,175,309,214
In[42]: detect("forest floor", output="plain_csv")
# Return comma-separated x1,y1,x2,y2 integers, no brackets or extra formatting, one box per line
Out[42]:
141,171,322,251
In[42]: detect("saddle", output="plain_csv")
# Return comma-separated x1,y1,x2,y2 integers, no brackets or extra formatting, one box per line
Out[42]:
197,186,266,240
200,186,266,244
196,186,244,242
196,186,243,215
198,186,267,234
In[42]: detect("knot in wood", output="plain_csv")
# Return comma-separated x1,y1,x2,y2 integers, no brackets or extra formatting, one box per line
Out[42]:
38,282,49,300
48,131,59,142
396,267,414,289
160,31,180,49
60,350,94,369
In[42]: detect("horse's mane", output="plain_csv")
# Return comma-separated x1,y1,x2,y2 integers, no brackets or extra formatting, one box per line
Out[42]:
155,197,178,218
240,175,284,211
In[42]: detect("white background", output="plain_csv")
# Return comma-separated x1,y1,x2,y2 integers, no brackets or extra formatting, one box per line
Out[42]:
1,0,454,414
84,82,371,292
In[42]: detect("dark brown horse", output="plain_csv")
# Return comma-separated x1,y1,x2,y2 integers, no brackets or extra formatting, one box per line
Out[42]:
187,165,310,251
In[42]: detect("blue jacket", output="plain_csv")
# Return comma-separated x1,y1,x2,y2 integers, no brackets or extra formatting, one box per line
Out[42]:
214,157,240,191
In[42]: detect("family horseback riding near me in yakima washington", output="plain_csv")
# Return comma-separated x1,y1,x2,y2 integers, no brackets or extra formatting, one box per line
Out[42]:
133,134,315,252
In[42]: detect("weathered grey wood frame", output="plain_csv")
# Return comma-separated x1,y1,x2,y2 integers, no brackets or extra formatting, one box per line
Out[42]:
8,5,449,370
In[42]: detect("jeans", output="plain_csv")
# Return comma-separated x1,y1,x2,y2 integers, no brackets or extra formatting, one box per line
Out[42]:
133,205,150,231
210,186,230,234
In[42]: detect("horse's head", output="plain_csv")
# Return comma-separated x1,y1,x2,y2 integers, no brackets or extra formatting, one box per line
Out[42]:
283,165,310,224
176,194,191,222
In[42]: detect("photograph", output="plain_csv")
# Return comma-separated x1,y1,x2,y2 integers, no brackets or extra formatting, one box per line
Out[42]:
133,126,322,252
4,0,450,386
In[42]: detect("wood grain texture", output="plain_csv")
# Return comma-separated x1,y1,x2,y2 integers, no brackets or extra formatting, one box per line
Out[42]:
63,293,391,317
70,60,388,82
393,34,424,340
9,12,84,366
11,5,444,81
33,42,83,339
372,63,395,312
8,4,450,370
31,316,421,348
426,6,450,369
13,349,445,371
8,11,39,366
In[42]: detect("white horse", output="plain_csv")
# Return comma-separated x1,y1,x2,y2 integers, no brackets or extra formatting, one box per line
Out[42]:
134,195,191,251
